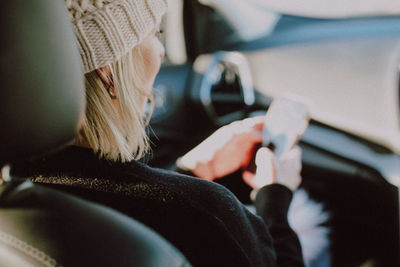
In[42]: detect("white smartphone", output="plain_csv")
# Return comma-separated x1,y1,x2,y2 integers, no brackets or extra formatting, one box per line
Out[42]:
263,95,310,161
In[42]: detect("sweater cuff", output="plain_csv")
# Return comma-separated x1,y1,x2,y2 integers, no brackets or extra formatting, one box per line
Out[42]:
254,184,293,224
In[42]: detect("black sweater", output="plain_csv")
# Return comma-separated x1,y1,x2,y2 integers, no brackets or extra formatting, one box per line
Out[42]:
13,146,304,267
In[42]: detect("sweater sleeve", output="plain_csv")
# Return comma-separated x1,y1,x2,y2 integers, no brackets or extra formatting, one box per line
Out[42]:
172,160,304,266
255,184,305,267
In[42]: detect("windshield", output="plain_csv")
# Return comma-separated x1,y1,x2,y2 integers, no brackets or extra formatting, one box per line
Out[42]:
165,0,400,153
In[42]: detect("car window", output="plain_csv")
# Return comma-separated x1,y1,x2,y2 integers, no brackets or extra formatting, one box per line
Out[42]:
162,0,187,65
244,32,400,154
164,0,400,154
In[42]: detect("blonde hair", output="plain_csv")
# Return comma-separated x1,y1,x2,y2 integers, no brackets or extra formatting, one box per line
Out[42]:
77,46,153,162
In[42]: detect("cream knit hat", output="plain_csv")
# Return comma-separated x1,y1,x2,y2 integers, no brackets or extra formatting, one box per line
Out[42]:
65,0,168,73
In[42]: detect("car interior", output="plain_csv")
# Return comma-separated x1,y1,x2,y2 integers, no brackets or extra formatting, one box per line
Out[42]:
0,1,190,266
147,1,400,266
1,0,399,266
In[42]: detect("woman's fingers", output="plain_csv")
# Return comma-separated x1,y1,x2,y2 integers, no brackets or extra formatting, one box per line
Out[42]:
242,147,275,189
180,117,264,181
241,115,265,131
275,146,303,191
242,146,303,192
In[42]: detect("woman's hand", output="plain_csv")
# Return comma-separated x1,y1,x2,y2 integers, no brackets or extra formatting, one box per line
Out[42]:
242,146,302,192
178,116,264,181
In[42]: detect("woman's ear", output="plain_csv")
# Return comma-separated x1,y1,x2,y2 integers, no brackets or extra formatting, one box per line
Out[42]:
96,66,112,85
96,66,117,99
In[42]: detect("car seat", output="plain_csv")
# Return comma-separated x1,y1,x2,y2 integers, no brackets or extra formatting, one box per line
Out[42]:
0,1,190,266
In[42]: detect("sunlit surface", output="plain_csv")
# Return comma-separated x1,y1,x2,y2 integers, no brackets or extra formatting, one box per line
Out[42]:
246,36,400,154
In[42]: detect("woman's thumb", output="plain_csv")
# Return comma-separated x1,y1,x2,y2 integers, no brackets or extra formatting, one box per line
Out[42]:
255,147,276,183
255,147,274,168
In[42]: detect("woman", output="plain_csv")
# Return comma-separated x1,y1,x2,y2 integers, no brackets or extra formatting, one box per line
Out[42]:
14,0,304,266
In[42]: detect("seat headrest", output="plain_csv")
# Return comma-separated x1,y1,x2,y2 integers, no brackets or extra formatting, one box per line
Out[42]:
0,0,85,165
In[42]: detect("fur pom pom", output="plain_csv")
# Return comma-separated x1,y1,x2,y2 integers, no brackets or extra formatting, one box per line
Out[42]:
288,189,330,266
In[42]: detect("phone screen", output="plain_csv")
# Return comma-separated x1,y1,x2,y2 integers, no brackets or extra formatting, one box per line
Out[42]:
263,96,310,160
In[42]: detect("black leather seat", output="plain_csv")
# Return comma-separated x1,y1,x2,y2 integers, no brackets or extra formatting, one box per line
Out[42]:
0,1,190,266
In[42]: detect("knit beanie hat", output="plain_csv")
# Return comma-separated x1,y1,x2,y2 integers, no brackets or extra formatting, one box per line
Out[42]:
65,0,168,73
